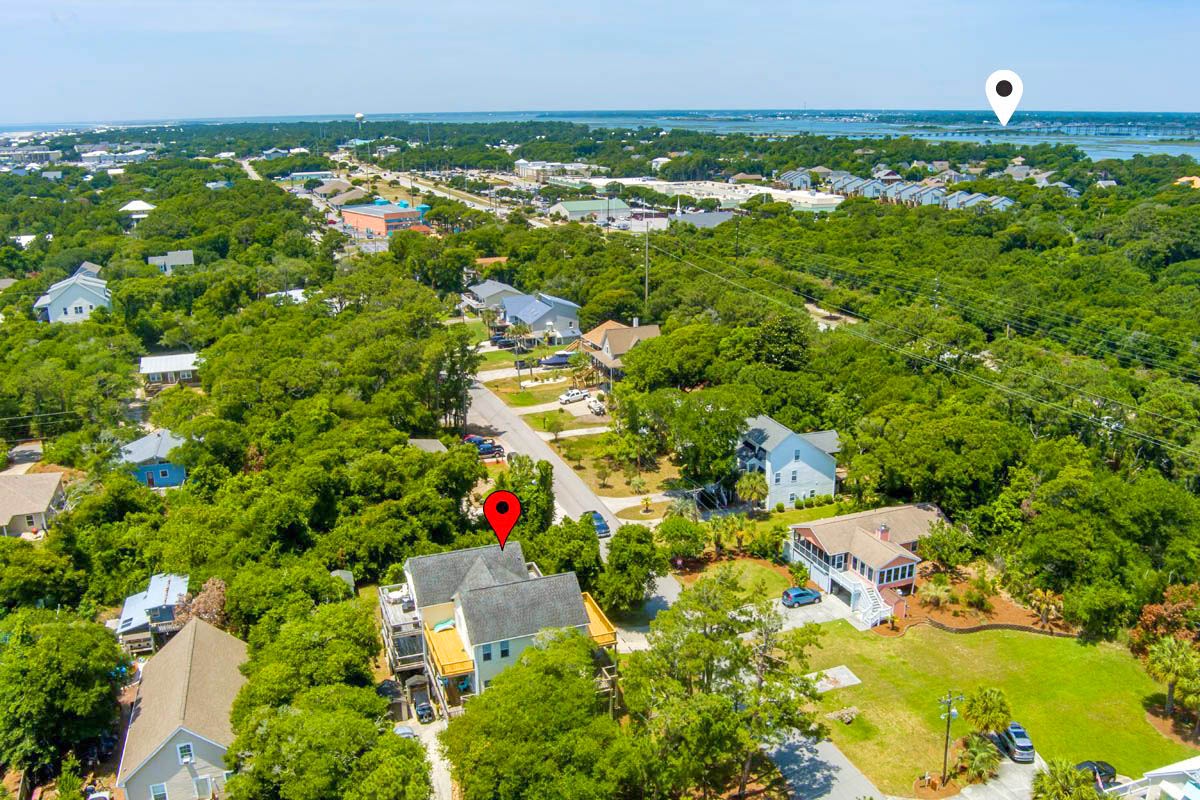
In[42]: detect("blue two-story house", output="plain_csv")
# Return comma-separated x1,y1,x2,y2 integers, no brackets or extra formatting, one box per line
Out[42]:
120,430,186,488
737,415,839,509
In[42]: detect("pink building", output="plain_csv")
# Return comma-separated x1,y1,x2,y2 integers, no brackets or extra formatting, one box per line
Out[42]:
341,203,422,236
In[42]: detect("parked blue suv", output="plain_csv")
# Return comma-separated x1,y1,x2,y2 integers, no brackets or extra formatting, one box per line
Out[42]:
781,587,822,607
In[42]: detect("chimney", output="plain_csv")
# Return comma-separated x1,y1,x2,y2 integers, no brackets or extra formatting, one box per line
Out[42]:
877,522,890,542
632,317,639,328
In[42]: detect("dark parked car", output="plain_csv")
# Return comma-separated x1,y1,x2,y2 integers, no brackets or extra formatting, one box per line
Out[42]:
1075,761,1117,788
1000,722,1036,763
462,434,488,445
588,510,611,538
539,353,571,368
477,442,504,457
781,587,822,607
414,702,435,724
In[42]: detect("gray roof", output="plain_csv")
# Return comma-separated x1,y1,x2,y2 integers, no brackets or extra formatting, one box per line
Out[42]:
408,438,447,453
116,573,189,635
0,473,63,525
503,294,552,325
468,279,519,300
536,292,580,310
406,543,529,608
459,572,588,645
117,620,246,787
669,211,734,229
0,278,16,291
121,430,185,465
743,414,840,455
148,250,193,268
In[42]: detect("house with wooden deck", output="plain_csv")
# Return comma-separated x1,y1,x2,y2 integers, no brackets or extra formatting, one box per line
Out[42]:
579,319,661,382
378,542,615,716
113,573,189,653
784,504,945,628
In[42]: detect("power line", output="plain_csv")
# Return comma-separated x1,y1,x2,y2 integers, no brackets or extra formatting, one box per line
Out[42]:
646,239,1200,463
677,237,1200,437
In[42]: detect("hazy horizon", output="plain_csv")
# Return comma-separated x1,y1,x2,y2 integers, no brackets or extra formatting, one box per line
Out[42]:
4,0,1197,125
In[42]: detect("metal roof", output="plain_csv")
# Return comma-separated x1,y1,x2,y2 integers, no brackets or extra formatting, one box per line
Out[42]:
120,430,184,465
116,573,189,635
139,353,198,374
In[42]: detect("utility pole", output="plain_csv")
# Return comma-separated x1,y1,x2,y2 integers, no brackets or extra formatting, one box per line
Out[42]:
735,214,740,264
643,227,650,309
938,690,963,787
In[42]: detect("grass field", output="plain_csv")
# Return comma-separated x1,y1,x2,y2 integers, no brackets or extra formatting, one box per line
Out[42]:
485,375,573,407
617,500,671,520
479,344,561,369
528,408,606,434
766,503,845,527
807,621,1196,794
551,434,680,497
683,558,791,599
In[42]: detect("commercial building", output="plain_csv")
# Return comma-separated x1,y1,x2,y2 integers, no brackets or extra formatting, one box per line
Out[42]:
340,203,422,236
546,198,632,222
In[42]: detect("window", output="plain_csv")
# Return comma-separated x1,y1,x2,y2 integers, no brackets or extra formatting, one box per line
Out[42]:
773,472,781,485
482,643,492,662
832,554,845,570
500,640,509,658
24,515,35,527
149,373,162,382
193,777,211,798
74,306,83,315
177,742,194,763
160,470,169,478
150,784,169,800
788,492,795,502
61,307,68,315
790,470,797,483
180,370,193,380
810,489,816,498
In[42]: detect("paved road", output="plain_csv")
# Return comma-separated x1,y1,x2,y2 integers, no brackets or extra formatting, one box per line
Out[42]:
239,159,262,181
769,736,884,800
468,381,618,532
2,441,42,475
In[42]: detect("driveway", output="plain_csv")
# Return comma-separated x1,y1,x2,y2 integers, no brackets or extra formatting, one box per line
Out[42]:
411,717,452,800
958,754,1044,800
780,592,854,630
769,736,883,800
3,441,42,475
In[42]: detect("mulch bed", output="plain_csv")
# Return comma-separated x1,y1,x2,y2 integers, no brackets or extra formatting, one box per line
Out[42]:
1145,705,1200,748
875,564,1075,637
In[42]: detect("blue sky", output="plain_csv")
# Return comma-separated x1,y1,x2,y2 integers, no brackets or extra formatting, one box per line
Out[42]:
5,0,1197,123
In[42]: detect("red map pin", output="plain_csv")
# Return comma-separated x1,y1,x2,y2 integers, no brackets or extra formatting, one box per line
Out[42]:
483,490,522,550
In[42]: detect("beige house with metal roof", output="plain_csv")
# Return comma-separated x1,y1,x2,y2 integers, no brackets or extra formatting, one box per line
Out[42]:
0,472,65,536
116,619,247,800
786,503,945,628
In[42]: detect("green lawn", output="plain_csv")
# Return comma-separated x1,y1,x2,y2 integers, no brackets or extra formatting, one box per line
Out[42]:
485,375,573,407
478,344,561,369
766,503,844,527
617,500,671,521
807,621,1196,794
716,559,790,599
459,319,488,344
528,408,607,434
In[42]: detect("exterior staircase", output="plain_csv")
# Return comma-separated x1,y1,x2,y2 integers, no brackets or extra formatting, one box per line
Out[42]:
856,582,891,628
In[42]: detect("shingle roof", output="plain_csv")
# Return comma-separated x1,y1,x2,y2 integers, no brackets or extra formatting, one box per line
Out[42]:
139,353,198,375
458,572,588,645
0,473,62,524
582,320,628,348
468,279,519,301
121,430,184,465
742,415,840,456
794,503,944,568
117,620,247,787
406,543,529,608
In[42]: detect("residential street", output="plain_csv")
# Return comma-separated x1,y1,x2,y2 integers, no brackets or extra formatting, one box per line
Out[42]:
239,158,261,181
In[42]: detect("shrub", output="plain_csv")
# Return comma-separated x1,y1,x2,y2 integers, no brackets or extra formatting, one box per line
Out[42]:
965,588,993,612
775,502,785,513
794,498,803,510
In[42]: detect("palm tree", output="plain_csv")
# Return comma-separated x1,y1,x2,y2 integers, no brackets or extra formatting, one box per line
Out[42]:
920,582,952,609
735,471,769,513
480,307,498,332
957,733,1002,782
962,687,1011,735
508,322,533,351
668,495,701,522
1177,674,1200,738
1147,636,1200,717
1029,588,1062,627
1032,759,1097,800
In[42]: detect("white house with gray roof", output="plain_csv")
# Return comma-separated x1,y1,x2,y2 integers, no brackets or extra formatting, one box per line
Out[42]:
147,249,193,275
737,415,839,510
463,279,523,311
0,472,66,536
33,263,111,323
379,542,615,714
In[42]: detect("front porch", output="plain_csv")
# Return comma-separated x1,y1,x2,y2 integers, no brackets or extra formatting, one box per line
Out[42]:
784,536,892,629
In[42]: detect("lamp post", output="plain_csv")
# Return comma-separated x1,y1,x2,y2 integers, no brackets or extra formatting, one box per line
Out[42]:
939,690,964,787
